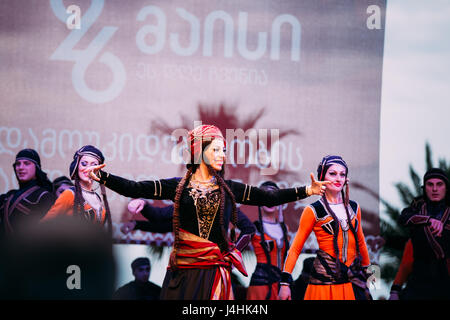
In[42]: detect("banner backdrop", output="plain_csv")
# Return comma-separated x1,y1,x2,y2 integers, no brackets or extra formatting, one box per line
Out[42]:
0,0,385,262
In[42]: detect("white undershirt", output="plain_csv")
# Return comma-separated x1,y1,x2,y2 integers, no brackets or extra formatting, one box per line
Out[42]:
82,189,103,216
262,221,284,247
329,203,349,231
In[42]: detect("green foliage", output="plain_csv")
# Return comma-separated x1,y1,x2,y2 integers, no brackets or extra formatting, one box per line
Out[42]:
380,142,450,283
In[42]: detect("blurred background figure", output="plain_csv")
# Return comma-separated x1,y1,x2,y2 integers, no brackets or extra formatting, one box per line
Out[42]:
113,257,161,300
0,216,116,299
389,239,413,300
246,181,290,300
52,176,74,198
291,257,315,300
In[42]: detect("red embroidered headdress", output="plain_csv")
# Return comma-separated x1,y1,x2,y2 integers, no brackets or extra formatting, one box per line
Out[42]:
188,125,225,164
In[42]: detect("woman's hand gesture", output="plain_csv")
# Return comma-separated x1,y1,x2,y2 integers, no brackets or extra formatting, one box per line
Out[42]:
82,164,106,182
307,172,330,196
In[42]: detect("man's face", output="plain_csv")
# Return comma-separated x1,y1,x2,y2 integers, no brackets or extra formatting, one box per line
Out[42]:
14,159,37,184
425,178,447,202
133,265,150,283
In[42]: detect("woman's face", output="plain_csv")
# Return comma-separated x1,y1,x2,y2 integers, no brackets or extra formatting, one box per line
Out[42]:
203,138,226,172
78,155,100,184
323,164,347,194
14,159,37,184
262,186,280,214
262,205,280,218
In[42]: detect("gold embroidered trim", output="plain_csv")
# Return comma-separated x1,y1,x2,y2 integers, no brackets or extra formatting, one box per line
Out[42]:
242,184,248,202
188,180,220,240
158,180,162,197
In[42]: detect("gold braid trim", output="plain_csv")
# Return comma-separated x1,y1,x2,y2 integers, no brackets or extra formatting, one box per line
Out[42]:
242,184,248,202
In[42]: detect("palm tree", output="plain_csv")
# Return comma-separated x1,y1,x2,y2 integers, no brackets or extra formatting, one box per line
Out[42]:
379,142,450,282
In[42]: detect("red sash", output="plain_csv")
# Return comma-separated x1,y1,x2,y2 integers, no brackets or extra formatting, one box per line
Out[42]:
170,228,247,300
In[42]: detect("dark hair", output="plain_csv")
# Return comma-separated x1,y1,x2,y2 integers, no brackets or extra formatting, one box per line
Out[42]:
317,155,348,181
52,176,74,194
131,257,150,271
73,176,85,220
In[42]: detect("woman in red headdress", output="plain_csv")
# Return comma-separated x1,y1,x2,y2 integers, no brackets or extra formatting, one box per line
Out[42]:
87,125,329,300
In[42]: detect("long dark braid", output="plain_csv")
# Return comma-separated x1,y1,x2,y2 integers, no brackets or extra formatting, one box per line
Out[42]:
341,184,360,257
100,184,113,236
321,195,342,278
169,166,193,270
73,177,85,219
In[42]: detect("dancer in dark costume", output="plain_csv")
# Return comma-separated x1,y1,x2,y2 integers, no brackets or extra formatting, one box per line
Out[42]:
399,168,450,300
0,149,55,237
87,125,329,300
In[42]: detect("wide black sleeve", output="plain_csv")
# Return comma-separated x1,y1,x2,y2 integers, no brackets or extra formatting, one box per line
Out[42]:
399,206,430,226
34,191,57,221
236,208,255,236
100,171,180,201
226,180,308,207
134,204,173,233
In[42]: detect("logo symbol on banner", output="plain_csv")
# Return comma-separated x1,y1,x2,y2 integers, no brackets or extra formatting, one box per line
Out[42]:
50,0,126,104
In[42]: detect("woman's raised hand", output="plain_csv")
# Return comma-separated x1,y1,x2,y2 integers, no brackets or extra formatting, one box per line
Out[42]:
308,172,331,196
83,164,106,182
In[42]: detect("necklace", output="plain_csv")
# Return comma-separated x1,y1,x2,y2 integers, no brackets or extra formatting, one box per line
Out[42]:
189,176,218,190
80,182,99,193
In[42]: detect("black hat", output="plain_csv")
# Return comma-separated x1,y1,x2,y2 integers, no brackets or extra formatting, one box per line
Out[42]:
69,145,104,180
13,149,52,190
14,149,41,168
131,257,150,271
52,176,73,190
423,168,449,187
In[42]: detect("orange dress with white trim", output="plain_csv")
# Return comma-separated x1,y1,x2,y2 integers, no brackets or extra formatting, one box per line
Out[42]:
283,199,371,300
246,221,288,300
42,188,106,224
